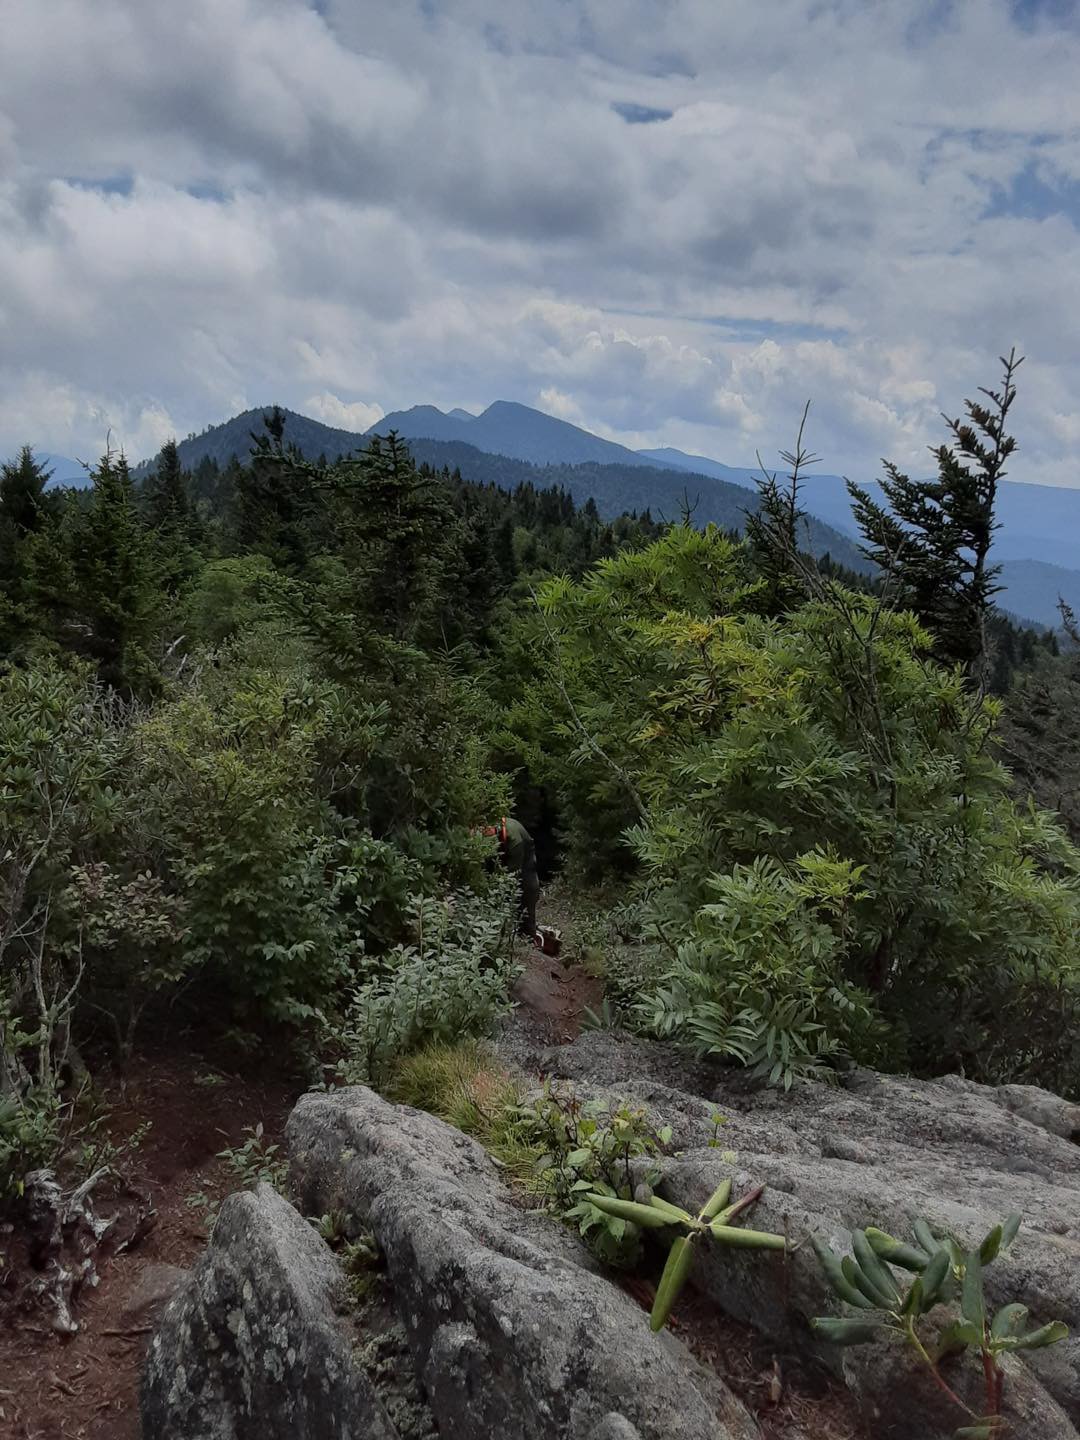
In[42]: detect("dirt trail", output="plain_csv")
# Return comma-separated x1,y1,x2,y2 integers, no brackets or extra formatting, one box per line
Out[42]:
499,880,607,1057
0,1052,297,1440
0,894,593,1440
509,938,603,1046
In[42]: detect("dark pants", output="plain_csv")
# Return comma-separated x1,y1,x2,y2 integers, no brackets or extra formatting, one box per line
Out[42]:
518,862,540,936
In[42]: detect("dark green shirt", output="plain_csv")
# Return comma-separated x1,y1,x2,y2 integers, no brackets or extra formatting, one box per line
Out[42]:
500,817,535,873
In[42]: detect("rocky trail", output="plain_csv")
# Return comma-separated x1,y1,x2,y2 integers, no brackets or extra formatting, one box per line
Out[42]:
0,897,597,1439
5,898,1080,1440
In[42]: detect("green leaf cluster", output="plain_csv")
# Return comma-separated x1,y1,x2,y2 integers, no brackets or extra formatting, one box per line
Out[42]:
812,1214,1068,1437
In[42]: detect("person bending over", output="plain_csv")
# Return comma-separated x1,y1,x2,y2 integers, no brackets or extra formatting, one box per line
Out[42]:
481,815,540,940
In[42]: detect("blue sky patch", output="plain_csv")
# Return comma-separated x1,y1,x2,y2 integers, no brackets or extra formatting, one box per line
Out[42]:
983,158,1080,225
612,101,673,125
65,174,133,196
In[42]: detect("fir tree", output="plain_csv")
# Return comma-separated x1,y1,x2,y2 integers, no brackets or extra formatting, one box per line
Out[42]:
0,447,58,656
144,439,191,531
0,446,55,534
847,351,1022,675
73,451,160,693
232,407,313,569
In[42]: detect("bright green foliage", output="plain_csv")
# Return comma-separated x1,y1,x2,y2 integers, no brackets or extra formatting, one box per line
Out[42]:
521,523,1080,1089
639,856,880,1088
327,880,521,1087
587,1176,786,1331
504,1084,671,1266
179,555,287,647
812,1213,1068,1437
137,655,382,1026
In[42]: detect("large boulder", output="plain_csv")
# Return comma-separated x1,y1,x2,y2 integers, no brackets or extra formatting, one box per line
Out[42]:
286,1085,760,1440
141,1183,400,1440
538,1030,1080,1440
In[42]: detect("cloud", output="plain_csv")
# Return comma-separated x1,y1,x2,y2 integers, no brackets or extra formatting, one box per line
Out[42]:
304,393,385,431
0,0,1078,489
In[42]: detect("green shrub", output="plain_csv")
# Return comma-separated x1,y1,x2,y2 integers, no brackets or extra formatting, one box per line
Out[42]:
217,1122,289,1191
137,654,383,1026
0,661,139,1189
517,525,1080,1092
327,878,521,1087
505,1083,672,1267
639,855,883,1088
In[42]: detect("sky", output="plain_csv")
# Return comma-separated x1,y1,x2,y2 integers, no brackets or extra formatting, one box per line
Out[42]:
2,0,1080,484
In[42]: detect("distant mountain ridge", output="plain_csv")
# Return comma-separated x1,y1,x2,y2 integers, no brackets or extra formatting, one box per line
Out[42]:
370,400,674,470
136,405,869,573
32,451,90,488
122,398,1080,626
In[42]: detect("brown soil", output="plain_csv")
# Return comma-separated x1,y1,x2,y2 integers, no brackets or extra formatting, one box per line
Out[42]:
509,938,604,1046
620,1276,867,1440
0,1048,298,1440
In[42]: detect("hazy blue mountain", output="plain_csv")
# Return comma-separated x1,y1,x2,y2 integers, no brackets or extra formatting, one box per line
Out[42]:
996,559,1080,630
638,446,764,488
35,451,91,487
369,400,673,469
372,404,475,444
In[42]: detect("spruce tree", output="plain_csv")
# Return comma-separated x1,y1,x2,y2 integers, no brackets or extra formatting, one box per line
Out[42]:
144,439,191,531
847,351,1022,674
73,451,160,693
0,448,57,656
0,446,54,534
232,407,313,569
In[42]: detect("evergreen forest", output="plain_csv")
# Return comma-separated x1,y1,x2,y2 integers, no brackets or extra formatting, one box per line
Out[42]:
3,357,1080,1208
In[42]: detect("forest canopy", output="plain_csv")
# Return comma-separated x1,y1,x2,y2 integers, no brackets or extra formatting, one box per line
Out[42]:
2,373,1079,1202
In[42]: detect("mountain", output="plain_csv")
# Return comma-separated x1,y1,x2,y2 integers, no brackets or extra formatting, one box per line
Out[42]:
638,446,763,488
133,407,374,477
996,559,1080,631
136,400,1080,625
34,451,90,488
370,404,474,445
401,439,870,573
370,400,672,469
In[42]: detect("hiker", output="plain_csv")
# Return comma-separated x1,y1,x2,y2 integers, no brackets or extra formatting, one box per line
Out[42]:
480,816,540,940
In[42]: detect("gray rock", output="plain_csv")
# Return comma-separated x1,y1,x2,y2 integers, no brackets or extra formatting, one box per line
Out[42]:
540,1030,1080,1440
994,1083,1080,1143
522,1026,720,1098
141,1183,399,1440
286,1086,759,1440
587,1417,643,1440
120,1262,189,1329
